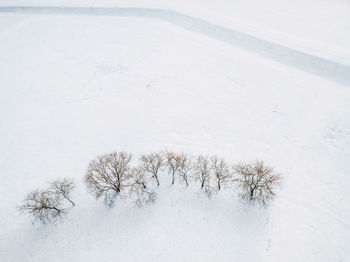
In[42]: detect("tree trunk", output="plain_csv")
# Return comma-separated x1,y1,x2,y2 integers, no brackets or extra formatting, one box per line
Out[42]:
172,171,175,185
65,196,75,207
250,190,254,201
50,207,61,214
155,175,160,186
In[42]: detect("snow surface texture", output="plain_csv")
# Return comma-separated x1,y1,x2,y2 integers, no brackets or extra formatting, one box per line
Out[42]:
1,6,350,86
0,1,350,262
1,0,350,65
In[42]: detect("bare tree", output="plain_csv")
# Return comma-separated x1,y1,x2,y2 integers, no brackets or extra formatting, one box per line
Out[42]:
165,152,181,185
140,152,164,186
233,161,281,207
210,156,231,190
85,152,133,206
194,155,211,189
19,178,76,224
19,189,63,224
132,167,149,190
49,178,75,207
131,168,157,207
177,154,192,187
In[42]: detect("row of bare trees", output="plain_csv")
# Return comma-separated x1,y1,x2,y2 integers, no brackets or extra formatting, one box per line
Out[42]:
19,151,281,224
85,151,281,207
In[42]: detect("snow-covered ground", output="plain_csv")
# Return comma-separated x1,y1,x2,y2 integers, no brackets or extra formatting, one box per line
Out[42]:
1,6,349,86
1,1,350,261
1,0,350,65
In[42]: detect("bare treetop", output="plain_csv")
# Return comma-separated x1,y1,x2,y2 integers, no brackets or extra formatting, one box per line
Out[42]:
85,152,134,206
49,178,75,206
234,161,281,207
19,177,76,224
19,190,63,224
131,167,157,207
177,154,193,187
165,151,182,185
140,152,164,186
194,155,211,189
210,156,231,190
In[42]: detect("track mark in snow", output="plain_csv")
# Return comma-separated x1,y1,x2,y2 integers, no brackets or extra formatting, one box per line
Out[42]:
0,6,350,86
323,124,349,151
95,64,116,75
145,78,158,91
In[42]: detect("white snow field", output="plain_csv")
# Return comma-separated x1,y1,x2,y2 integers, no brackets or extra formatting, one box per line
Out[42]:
0,1,350,262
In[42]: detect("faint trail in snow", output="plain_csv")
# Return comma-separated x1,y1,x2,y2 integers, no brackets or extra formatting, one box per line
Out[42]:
0,6,350,87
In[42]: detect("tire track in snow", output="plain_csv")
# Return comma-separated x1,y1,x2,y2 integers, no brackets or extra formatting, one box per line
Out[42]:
0,6,350,87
